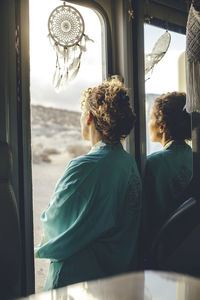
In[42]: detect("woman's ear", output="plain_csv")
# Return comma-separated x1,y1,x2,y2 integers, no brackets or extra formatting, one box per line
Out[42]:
87,111,93,125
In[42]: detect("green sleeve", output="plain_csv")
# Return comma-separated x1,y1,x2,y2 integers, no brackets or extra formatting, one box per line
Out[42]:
36,159,116,261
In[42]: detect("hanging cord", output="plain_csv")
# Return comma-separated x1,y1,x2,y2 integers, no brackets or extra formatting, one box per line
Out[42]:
128,0,134,21
164,21,169,32
144,0,153,23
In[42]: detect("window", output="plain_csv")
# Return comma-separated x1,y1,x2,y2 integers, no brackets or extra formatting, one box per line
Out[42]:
29,0,105,292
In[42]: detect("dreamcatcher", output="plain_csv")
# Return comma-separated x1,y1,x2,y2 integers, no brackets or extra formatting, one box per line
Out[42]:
48,2,94,91
145,31,171,79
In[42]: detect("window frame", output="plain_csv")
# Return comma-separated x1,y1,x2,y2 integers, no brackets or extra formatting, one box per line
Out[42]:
4,0,197,296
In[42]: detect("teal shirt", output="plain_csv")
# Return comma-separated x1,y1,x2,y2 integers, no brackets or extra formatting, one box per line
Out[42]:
35,141,142,290
144,141,192,242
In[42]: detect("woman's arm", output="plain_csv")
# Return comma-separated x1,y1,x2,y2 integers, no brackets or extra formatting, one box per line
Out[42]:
36,190,116,261
35,158,116,261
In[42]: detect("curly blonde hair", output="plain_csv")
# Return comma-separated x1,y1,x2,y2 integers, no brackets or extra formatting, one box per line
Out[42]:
81,79,136,143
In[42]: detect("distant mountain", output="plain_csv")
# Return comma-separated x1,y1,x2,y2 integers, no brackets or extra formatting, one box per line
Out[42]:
31,105,90,164
31,105,81,128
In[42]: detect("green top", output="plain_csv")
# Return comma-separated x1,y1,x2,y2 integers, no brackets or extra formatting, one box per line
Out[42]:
35,141,142,290
144,140,192,243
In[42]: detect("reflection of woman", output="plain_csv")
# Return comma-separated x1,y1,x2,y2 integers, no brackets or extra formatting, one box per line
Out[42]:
144,92,192,243
35,79,142,290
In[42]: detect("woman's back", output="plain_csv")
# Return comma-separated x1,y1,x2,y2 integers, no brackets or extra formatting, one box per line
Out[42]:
39,141,141,289
144,141,192,240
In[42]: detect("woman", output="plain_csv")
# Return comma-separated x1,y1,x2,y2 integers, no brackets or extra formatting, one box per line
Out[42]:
35,79,142,290
144,92,192,243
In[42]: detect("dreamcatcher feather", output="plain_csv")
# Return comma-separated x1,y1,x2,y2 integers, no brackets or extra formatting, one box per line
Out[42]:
145,31,171,80
48,3,94,91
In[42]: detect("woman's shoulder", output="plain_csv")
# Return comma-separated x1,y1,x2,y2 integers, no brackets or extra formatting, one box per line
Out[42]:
67,153,97,171
147,150,166,163
66,150,109,176
67,147,136,180
145,150,169,174
146,142,192,171
57,154,100,190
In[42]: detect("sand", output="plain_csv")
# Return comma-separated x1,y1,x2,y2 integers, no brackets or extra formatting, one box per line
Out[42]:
32,153,70,292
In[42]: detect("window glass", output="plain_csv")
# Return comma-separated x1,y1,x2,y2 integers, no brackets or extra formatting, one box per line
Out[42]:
29,0,104,292
144,24,186,155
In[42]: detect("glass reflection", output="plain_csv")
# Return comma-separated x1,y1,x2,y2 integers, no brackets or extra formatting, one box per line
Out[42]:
144,24,192,245
144,92,192,242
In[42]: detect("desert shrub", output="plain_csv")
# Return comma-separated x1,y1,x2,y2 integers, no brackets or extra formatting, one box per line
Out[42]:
66,142,90,158
43,148,60,155
32,144,60,164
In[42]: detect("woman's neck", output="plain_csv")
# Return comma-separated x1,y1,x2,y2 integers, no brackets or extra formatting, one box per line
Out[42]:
89,122,103,147
162,139,172,147
161,133,172,147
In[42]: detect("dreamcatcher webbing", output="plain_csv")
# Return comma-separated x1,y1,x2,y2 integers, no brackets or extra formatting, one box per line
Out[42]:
145,31,171,79
48,4,94,91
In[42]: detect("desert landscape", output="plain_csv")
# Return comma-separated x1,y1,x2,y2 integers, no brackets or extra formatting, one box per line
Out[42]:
31,104,90,292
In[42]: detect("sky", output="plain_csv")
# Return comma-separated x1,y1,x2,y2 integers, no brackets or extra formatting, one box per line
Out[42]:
29,1,186,112
29,0,102,112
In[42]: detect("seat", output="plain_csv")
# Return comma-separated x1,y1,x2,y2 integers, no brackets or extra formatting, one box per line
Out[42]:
146,197,200,276
0,142,21,298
